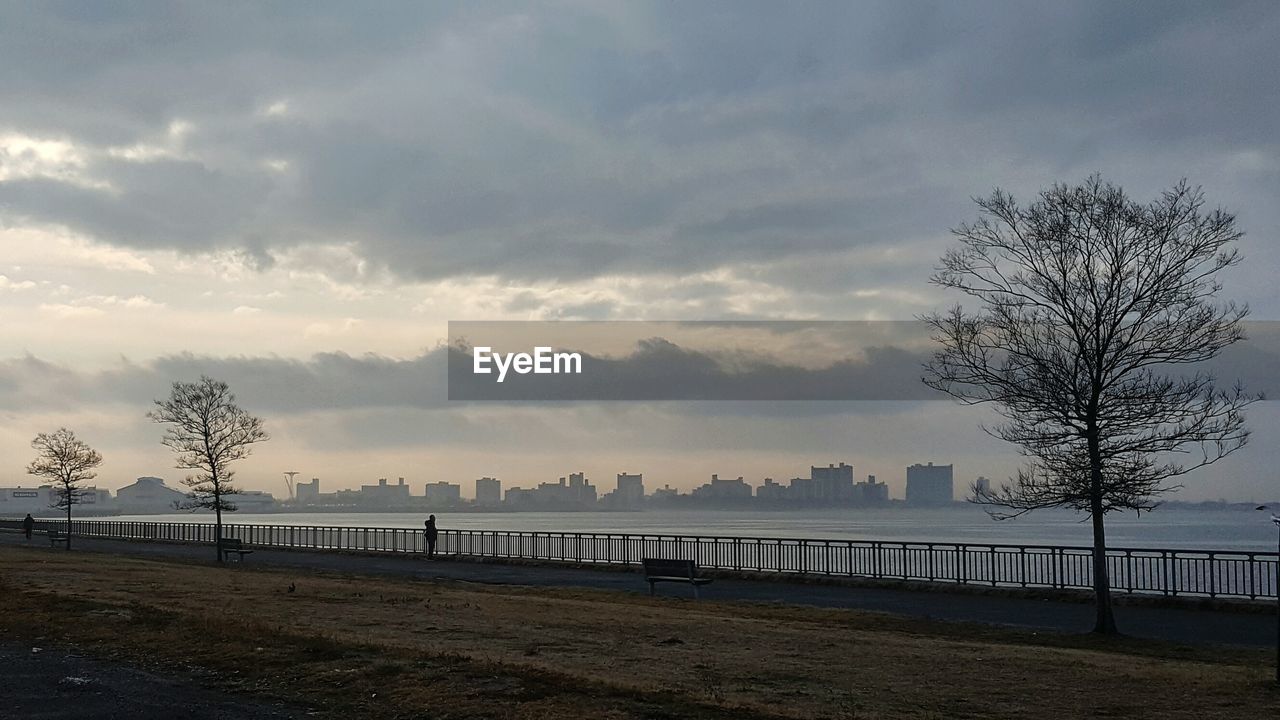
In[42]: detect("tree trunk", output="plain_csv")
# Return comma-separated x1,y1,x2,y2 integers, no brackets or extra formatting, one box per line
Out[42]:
1087,435,1118,635
65,491,72,551
215,496,224,564
1089,501,1118,633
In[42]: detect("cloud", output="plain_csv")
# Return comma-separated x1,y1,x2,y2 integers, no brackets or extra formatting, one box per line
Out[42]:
0,1,1274,317
83,294,163,309
0,275,37,291
3,322,1276,414
39,303,106,319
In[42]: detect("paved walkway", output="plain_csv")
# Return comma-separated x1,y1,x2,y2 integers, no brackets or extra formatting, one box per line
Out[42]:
3,531,1275,648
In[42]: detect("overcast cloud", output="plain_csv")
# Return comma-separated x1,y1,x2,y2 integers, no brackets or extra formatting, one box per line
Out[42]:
1,2,1277,499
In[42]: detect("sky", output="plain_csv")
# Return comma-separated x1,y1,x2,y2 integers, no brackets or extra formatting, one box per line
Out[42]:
1,1,1277,502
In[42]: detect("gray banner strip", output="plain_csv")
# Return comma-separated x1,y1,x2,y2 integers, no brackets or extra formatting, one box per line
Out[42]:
447,321,1279,401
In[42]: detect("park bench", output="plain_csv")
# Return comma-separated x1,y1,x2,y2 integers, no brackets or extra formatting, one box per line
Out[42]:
642,558,713,599
47,530,69,547
217,538,254,562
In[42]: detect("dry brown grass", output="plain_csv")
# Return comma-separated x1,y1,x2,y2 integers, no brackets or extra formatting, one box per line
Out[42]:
1,545,1277,719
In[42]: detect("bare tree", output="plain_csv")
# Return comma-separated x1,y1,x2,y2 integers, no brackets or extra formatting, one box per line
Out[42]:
923,176,1259,634
148,376,268,562
27,427,103,550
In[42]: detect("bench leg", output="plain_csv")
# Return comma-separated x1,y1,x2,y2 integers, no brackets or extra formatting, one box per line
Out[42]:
648,580,655,596
692,584,700,600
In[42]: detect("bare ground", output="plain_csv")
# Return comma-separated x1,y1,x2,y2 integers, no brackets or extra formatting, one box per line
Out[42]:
2,544,1277,719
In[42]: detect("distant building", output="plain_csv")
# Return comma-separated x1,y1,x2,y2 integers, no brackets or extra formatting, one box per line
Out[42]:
650,484,679,501
503,472,596,509
224,490,279,513
359,477,412,506
561,472,597,506
296,477,321,504
475,477,501,506
0,485,113,515
756,477,786,500
974,476,992,497
906,463,954,506
811,463,855,501
615,473,644,502
692,474,752,500
116,477,187,513
504,486,534,506
602,472,644,508
425,481,462,506
855,474,889,504
787,477,815,501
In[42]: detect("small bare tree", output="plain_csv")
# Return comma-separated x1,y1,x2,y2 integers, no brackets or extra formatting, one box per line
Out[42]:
924,176,1259,634
27,427,103,550
148,376,268,562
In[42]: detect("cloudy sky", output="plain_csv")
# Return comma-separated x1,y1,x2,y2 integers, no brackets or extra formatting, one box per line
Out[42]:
1,1,1277,501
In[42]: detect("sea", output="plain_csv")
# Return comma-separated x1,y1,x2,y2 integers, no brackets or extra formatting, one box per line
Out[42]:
101,506,1280,552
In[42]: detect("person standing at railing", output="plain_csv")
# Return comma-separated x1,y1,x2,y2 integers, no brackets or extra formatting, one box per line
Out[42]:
22,513,34,541
424,515,438,559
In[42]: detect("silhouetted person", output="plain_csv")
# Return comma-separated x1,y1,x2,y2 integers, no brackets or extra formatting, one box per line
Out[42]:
22,513,34,540
424,515,438,559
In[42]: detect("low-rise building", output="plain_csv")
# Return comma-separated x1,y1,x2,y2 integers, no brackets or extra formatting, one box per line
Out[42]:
0,485,114,516
224,489,279,513
855,475,890,504
425,481,462,506
116,477,187,514
692,474,752,500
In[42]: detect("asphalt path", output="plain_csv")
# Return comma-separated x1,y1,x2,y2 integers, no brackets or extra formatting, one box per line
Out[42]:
2,531,1275,648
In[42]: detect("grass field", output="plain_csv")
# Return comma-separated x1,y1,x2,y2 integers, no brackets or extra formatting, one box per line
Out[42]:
1,545,1277,719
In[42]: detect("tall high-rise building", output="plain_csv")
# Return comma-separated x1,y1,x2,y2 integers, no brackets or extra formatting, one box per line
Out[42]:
811,463,854,501
558,472,597,505
296,477,321,504
475,477,501,506
974,476,992,498
905,462,954,505
615,472,644,503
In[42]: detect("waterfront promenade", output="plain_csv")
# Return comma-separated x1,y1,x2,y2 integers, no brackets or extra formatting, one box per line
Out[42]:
1,530,1274,648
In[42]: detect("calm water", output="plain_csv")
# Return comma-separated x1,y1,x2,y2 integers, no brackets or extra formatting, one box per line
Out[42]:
102,506,1280,552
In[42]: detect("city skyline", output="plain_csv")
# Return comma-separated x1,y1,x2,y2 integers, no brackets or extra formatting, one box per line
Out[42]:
2,459,952,503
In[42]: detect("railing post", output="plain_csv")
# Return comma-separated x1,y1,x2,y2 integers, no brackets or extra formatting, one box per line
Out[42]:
1208,552,1217,598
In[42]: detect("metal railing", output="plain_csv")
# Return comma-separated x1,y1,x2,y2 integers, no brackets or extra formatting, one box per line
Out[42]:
2,517,1275,599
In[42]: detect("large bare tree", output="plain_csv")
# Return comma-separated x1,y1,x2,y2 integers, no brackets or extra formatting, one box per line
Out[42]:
149,376,268,562
27,427,103,550
923,176,1258,634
